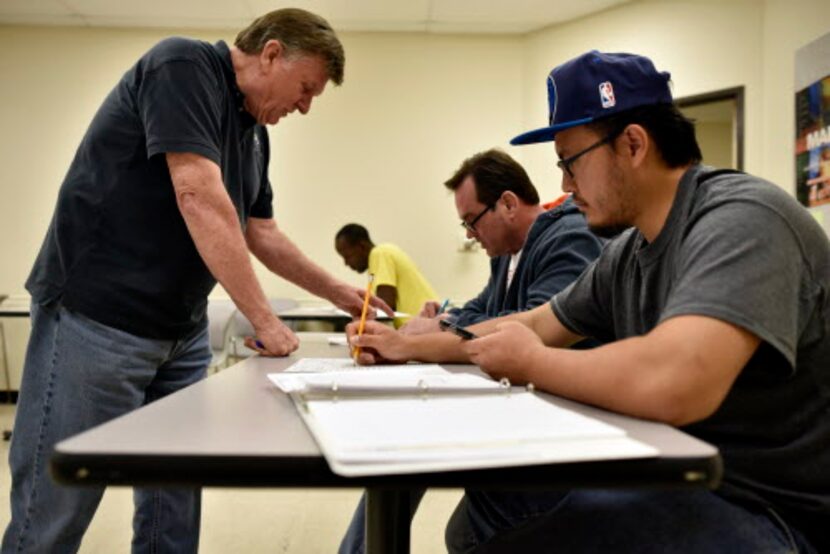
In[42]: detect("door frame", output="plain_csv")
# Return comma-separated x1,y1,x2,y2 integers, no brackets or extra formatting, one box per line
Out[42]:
676,86,745,171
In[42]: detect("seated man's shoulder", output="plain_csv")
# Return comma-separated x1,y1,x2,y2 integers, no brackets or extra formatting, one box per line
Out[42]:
698,171,799,215
697,172,825,245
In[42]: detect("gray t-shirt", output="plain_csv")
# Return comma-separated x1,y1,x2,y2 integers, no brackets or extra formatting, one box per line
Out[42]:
551,165,830,550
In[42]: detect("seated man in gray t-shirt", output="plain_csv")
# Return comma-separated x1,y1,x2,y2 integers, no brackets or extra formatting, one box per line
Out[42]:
349,51,829,553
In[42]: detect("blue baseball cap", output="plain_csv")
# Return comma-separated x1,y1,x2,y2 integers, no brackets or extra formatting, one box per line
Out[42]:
511,51,673,145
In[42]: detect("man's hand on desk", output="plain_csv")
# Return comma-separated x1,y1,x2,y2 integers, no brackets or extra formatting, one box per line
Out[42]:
331,283,394,319
464,321,545,384
346,320,409,365
244,318,299,357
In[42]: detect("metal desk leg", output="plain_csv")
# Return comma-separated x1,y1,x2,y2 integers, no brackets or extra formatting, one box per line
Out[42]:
0,321,10,394
1,320,12,441
365,487,411,554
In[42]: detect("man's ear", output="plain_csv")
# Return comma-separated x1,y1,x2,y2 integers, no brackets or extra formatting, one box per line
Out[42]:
500,191,519,212
260,39,284,68
620,124,650,169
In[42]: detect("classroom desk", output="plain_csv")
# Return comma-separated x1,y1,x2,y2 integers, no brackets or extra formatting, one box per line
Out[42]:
0,296,29,440
0,297,30,318
276,305,395,331
0,296,30,393
51,336,721,554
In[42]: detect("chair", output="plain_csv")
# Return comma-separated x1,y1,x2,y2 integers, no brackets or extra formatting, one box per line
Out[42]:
229,298,299,362
206,298,238,373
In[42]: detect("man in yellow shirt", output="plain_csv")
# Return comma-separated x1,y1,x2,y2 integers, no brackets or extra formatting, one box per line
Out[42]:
335,223,438,327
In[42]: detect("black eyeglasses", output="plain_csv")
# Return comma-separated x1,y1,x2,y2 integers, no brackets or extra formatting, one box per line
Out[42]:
461,204,494,232
556,130,621,179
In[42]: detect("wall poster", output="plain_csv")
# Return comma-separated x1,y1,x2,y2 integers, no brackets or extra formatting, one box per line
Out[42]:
795,74,830,207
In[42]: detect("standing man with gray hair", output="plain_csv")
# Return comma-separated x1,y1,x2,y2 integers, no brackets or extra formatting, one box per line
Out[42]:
3,8,388,553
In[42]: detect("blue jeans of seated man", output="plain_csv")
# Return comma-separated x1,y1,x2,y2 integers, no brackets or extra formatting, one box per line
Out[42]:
338,488,566,554
2,302,210,554
447,489,817,553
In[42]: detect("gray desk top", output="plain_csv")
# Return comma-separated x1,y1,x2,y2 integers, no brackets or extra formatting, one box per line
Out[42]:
277,305,393,322
51,337,721,489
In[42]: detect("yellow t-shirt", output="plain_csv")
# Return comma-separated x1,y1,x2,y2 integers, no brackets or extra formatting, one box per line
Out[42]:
368,243,438,327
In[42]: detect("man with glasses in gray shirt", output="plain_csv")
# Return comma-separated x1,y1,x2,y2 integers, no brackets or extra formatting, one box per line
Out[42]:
349,51,829,553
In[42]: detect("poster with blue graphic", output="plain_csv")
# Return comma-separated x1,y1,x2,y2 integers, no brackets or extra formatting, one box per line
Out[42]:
795,75,830,207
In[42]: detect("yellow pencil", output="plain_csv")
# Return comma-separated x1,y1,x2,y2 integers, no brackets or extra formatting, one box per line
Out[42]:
353,274,374,363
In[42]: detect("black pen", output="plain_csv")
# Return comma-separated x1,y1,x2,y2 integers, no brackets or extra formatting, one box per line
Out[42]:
438,319,478,340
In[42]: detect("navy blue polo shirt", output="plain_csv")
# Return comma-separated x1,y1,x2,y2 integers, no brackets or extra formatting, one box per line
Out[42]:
26,39,273,339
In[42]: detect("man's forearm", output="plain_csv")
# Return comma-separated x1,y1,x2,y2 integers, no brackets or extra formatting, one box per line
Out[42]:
408,308,571,363
168,153,276,331
402,332,472,363
403,316,512,363
181,198,276,327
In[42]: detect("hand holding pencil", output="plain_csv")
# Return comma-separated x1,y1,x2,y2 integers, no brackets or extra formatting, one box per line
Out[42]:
347,319,409,366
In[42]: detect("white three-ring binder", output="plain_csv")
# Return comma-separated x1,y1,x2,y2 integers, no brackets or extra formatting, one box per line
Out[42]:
269,363,657,477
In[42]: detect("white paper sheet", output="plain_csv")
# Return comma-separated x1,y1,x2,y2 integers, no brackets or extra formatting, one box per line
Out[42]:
269,361,461,393
299,392,658,476
269,366,503,395
282,358,370,373
280,358,432,374
310,394,624,452
326,336,350,346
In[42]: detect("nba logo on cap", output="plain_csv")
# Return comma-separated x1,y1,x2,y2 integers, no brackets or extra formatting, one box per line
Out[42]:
599,81,615,108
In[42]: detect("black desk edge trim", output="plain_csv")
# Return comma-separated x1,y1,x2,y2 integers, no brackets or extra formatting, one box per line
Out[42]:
50,452,722,490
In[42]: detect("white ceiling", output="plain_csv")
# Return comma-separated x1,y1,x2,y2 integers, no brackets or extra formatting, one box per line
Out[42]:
0,0,633,34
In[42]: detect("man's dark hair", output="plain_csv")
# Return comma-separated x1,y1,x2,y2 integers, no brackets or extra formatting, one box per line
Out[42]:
587,103,702,168
335,223,371,245
235,8,345,85
444,149,540,206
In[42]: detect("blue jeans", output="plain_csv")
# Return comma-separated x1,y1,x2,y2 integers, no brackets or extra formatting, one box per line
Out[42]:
447,489,816,553
2,303,210,554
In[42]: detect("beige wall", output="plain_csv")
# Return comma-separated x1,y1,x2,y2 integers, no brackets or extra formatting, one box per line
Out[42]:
518,0,830,192
267,32,523,303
